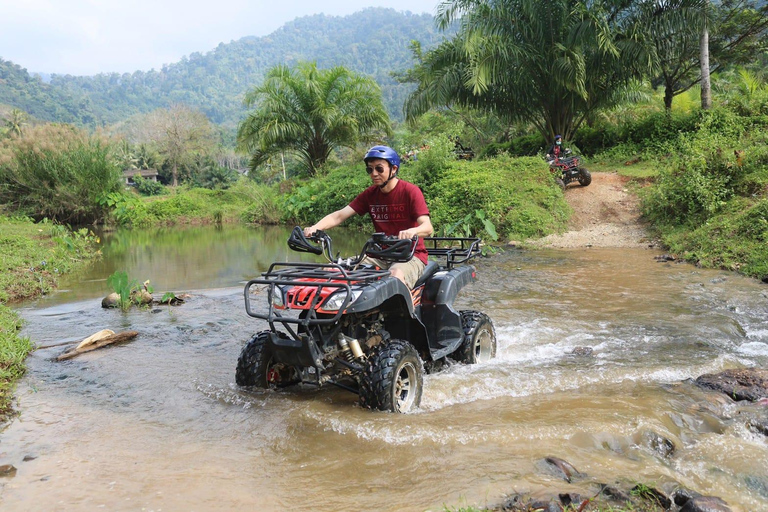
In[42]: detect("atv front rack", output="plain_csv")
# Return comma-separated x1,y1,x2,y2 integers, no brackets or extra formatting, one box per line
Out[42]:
244,262,390,328
424,237,482,268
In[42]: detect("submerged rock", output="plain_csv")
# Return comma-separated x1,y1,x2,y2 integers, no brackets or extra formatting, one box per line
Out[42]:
543,456,581,483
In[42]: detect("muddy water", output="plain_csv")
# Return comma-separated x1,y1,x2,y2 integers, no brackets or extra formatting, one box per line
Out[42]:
2,226,768,511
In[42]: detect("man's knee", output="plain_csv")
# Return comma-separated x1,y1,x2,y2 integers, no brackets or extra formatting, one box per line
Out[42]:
390,267,406,283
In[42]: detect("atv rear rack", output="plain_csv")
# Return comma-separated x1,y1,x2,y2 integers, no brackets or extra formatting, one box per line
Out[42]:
244,262,390,328
424,237,481,268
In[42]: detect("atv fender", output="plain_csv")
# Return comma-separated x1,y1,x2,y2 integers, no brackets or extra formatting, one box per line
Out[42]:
345,276,415,315
346,276,431,358
418,265,477,360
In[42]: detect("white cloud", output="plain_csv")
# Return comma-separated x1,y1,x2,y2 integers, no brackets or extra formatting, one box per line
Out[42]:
0,0,438,75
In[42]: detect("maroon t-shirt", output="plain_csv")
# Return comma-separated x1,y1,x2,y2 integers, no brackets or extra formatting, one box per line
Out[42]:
349,180,430,264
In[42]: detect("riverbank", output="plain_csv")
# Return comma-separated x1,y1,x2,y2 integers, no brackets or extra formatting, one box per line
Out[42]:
0,216,98,424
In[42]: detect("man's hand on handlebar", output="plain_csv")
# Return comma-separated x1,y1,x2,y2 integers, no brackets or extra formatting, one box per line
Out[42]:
303,226,317,237
398,228,420,240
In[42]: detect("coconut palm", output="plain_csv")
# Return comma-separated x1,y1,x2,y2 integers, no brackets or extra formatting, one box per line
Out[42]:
405,0,650,141
4,109,28,137
237,62,391,176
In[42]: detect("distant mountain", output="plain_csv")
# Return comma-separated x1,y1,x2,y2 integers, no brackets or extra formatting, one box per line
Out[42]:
0,8,447,129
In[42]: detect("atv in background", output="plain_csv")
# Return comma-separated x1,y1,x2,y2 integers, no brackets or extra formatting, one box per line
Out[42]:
547,149,592,190
237,227,497,413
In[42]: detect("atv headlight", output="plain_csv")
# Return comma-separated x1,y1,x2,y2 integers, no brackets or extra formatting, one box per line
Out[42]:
270,286,285,307
323,289,362,311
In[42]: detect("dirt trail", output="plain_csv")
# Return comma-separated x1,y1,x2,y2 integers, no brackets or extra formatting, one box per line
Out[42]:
526,172,656,248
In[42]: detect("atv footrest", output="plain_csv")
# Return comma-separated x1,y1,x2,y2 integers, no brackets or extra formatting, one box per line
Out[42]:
268,332,324,368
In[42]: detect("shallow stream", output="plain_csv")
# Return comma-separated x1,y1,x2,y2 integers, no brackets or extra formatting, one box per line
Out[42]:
2,225,767,511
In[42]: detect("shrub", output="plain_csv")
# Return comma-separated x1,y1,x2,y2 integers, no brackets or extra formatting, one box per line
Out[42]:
0,124,123,225
424,155,570,240
133,175,167,196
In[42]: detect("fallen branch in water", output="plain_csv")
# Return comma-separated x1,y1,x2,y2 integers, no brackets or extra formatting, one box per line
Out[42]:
57,330,138,361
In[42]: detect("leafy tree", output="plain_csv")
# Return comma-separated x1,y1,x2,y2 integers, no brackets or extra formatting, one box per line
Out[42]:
237,62,391,176
639,0,768,109
141,105,215,186
404,0,648,142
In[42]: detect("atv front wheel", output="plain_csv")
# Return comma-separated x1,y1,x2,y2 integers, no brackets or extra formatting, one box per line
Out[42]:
578,168,592,186
359,339,424,413
458,311,497,364
555,177,566,191
236,331,299,388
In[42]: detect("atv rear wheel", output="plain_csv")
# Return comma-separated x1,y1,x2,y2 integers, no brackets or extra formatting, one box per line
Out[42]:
359,339,423,413
236,331,299,388
458,310,497,364
578,168,592,186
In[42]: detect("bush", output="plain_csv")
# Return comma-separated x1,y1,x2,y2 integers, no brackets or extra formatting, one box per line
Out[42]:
133,175,166,196
424,155,569,240
0,124,123,225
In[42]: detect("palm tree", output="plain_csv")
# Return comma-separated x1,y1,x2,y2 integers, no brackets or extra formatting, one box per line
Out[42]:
4,109,28,137
237,62,391,176
404,0,649,141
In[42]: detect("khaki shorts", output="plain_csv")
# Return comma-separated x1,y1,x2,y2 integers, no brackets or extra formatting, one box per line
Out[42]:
360,256,426,289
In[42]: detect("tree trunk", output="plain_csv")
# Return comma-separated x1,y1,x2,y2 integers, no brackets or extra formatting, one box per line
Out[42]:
700,2,712,110
172,162,178,187
664,84,674,111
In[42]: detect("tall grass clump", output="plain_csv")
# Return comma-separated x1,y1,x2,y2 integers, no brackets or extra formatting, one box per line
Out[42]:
0,124,123,225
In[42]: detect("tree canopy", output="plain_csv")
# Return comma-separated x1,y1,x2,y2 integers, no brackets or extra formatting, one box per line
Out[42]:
404,0,653,141
236,62,391,176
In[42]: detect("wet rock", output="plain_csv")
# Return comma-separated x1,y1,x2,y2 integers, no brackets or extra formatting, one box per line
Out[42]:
558,493,588,508
599,483,632,503
655,254,677,262
640,430,676,458
22,455,36,462
543,456,581,483
672,487,702,507
101,292,120,308
570,346,594,357
747,418,768,436
679,496,732,512
0,464,17,477
695,368,768,402
631,484,671,509
130,289,153,305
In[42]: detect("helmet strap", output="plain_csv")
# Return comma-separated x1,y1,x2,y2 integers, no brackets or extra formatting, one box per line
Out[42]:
378,165,398,189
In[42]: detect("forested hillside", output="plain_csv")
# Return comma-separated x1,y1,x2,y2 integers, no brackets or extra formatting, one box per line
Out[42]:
0,8,444,128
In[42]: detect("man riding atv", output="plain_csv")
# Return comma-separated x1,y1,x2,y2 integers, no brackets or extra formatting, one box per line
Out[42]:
304,145,433,289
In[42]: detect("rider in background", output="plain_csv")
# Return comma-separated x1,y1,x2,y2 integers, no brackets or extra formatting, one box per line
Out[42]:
304,145,433,289
545,135,568,162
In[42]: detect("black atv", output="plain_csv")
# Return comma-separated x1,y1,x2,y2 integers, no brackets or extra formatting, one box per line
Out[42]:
236,227,497,413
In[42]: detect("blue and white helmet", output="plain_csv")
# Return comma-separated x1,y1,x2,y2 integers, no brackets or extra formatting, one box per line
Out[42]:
363,145,400,169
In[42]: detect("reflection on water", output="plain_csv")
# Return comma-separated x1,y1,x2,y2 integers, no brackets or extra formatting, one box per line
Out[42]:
3,226,768,511
38,224,370,306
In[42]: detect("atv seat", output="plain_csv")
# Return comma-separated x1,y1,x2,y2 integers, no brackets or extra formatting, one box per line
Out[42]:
413,260,439,289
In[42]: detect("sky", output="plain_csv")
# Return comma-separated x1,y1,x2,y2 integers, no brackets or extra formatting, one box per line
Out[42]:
0,0,440,76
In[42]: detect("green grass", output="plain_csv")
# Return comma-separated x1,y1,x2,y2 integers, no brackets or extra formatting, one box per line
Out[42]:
0,215,99,422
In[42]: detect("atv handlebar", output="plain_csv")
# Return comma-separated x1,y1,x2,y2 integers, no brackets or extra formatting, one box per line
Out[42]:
362,233,418,263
